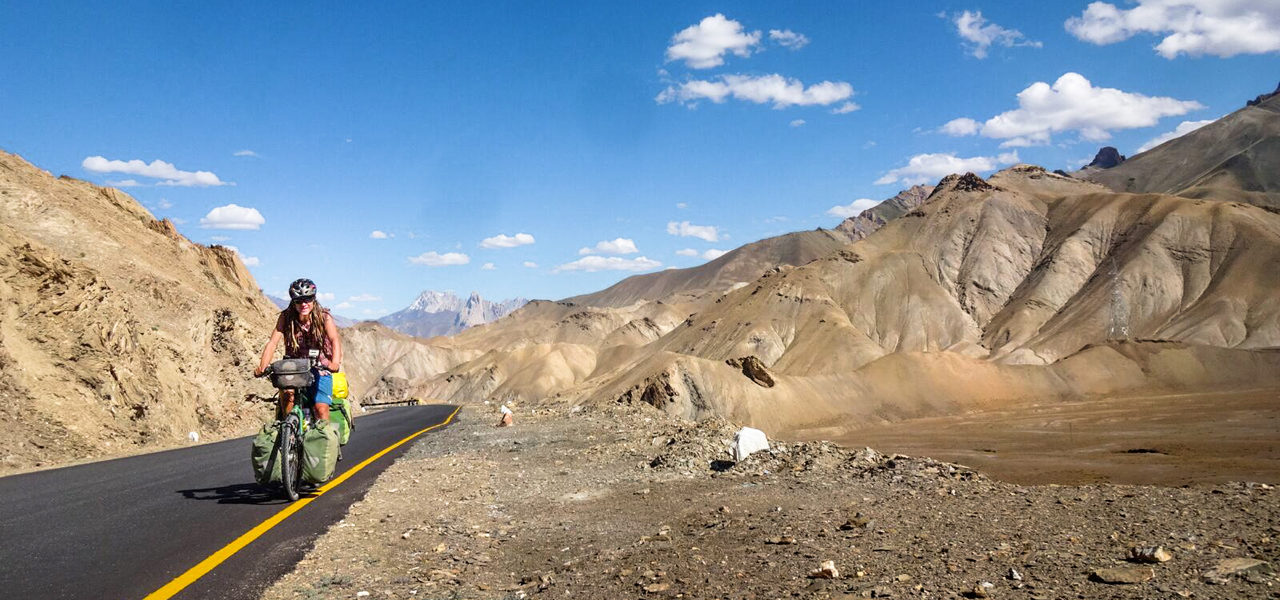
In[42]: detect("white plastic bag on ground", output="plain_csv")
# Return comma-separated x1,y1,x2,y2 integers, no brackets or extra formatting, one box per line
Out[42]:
731,427,769,461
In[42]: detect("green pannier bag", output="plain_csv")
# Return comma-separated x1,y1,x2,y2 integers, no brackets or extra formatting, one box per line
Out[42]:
331,397,353,446
301,419,340,484
251,423,281,485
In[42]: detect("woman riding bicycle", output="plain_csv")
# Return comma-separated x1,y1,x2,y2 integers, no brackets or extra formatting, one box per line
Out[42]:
254,278,343,421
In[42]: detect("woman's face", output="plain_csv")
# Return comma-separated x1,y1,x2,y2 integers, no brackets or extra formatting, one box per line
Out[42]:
295,298,314,318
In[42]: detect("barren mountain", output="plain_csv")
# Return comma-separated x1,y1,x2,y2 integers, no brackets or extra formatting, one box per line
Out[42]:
412,164,1280,442
378,290,526,338
565,229,851,308
1085,90,1280,209
0,150,278,474
834,184,934,242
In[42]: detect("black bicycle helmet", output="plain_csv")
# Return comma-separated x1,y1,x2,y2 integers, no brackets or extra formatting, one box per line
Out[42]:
288,278,317,300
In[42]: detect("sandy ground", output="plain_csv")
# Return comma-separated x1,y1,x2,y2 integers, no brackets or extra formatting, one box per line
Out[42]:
833,388,1280,487
262,402,1279,600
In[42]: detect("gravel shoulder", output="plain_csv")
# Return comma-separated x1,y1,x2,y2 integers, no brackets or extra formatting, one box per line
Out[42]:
262,404,1279,600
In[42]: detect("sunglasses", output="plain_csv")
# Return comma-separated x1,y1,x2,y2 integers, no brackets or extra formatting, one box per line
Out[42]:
293,296,316,305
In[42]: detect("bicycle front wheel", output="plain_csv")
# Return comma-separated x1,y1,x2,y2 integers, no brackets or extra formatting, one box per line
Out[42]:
278,416,301,501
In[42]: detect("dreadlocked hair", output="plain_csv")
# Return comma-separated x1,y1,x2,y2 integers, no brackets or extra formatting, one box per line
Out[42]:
284,299,328,356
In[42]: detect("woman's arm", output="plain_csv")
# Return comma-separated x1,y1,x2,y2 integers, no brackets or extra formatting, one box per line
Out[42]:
255,313,287,376
255,330,284,376
323,313,343,372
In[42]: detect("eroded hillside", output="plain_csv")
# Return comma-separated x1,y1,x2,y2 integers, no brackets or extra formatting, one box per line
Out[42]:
0,150,278,473
402,164,1280,440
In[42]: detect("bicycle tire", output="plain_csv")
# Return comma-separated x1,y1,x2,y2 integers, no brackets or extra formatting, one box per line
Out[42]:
279,415,300,501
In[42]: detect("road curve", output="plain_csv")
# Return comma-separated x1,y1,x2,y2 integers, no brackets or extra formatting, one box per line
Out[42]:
0,404,458,600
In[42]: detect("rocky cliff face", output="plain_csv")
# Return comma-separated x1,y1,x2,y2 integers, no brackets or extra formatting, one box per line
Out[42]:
1084,146,1125,169
0,150,279,474
410,164,1280,438
378,291,527,338
834,184,934,242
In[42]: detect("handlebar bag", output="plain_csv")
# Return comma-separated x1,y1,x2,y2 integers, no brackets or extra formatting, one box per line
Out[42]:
271,358,315,389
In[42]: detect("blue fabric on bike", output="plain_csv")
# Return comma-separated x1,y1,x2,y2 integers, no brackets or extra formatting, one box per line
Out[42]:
307,369,334,406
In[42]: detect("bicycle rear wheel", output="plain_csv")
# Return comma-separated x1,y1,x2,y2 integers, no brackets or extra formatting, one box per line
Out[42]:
278,415,301,501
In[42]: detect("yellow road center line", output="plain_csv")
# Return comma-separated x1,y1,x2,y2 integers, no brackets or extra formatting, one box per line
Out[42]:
143,405,461,600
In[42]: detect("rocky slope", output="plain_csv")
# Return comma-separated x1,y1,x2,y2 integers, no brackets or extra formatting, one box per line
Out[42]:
1085,91,1280,209
834,184,934,242
0,150,278,474
565,229,851,308
409,164,1280,442
378,291,526,338
264,405,1280,600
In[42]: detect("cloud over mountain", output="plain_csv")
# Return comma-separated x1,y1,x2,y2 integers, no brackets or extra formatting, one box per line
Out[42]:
1136,118,1216,153
82,156,229,187
554,256,662,273
875,152,1018,185
827,198,881,218
942,72,1203,146
667,221,721,242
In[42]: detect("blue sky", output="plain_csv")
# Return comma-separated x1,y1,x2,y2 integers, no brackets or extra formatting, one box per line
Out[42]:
2,2,1277,317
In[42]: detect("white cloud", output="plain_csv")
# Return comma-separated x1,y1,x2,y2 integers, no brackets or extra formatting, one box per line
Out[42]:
522,261,538,268
940,117,980,136
949,73,1203,146
370,230,392,239
481,262,496,270
347,293,381,302
221,245,260,267
554,255,663,273
831,101,861,114
108,179,142,187
769,29,810,49
1136,118,1216,153
335,301,354,310
578,237,639,255
667,221,721,242
827,198,882,218
156,198,173,209
82,156,229,187
954,10,1042,58
233,149,259,157
657,74,854,109
409,251,470,266
875,151,1020,186
790,119,806,127
208,235,230,242
666,14,761,69
1066,0,1280,58
318,292,337,302
676,202,688,209
200,204,265,230
480,232,535,249
677,248,727,260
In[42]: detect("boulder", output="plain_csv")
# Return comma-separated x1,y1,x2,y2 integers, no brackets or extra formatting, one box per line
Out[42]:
731,427,769,461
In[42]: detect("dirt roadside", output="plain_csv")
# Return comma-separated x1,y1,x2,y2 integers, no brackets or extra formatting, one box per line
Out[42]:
262,404,1278,600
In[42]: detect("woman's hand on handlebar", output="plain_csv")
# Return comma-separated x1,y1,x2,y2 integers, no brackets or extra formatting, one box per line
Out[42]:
254,364,271,378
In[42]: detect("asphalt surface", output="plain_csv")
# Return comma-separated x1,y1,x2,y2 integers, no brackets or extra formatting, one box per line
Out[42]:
0,404,458,600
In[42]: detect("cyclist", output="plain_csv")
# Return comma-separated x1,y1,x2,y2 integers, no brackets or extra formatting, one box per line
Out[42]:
254,278,343,421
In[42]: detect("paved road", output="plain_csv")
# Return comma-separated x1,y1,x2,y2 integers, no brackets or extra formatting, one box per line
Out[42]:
0,404,458,600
